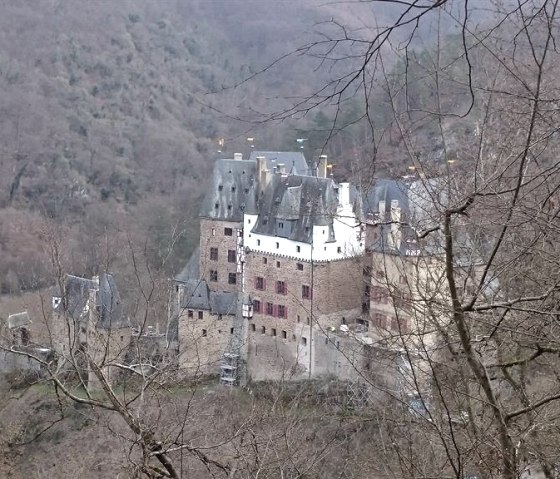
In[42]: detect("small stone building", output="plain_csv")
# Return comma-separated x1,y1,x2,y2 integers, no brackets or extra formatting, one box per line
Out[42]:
51,273,131,387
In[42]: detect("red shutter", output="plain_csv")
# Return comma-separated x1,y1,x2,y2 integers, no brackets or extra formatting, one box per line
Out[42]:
284,306,288,319
284,281,288,296
263,278,267,291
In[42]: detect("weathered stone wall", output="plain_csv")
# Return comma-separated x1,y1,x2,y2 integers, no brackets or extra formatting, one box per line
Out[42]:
245,251,363,380
177,309,236,375
199,218,242,293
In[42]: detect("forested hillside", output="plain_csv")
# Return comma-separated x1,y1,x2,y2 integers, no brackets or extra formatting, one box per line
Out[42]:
0,0,380,293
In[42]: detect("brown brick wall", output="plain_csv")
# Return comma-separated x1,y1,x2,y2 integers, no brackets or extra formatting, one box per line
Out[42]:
199,218,243,293
245,252,363,380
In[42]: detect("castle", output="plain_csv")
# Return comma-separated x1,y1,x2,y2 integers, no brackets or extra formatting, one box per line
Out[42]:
173,151,440,388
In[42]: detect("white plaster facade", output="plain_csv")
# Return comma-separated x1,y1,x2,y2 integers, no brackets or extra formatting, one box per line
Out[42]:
243,182,364,262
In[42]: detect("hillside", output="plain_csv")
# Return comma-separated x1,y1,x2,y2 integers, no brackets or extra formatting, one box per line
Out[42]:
0,0,388,296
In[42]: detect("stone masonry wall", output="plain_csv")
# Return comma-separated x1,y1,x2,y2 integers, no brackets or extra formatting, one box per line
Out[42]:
177,309,235,375
245,251,363,381
199,218,242,293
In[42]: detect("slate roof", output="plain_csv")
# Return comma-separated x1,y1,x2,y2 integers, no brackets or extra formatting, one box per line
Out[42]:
180,279,238,316
209,291,237,315
199,159,258,221
363,178,445,255
249,151,310,176
181,279,210,310
53,273,127,330
251,174,338,244
199,152,311,221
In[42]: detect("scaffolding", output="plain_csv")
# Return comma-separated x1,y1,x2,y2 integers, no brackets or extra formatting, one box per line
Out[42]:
220,353,239,386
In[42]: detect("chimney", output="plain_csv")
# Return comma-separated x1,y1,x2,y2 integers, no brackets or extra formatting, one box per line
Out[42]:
256,155,270,196
317,155,328,178
338,182,350,209
389,199,402,250
378,200,386,222
233,152,243,161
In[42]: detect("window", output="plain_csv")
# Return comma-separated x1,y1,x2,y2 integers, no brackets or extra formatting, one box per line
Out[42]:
228,250,236,263
198,311,204,320
231,186,236,192
230,327,234,334
188,310,193,318
301,337,307,346
256,276,265,290
391,317,399,331
282,330,287,339
263,257,267,264
211,228,215,236
272,328,277,337
372,286,387,303
228,273,237,285
253,300,261,313
257,239,261,246
251,324,256,332
302,285,311,299
261,326,266,334
399,275,407,284
202,329,207,337
218,185,223,191
277,305,287,318
276,281,287,295
266,302,274,316
276,261,280,268
297,315,301,323
210,270,218,282
373,313,386,329
224,227,233,236
278,222,284,229
210,247,218,261
227,204,232,211
297,263,303,271
337,246,342,253
214,203,219,209
276,242,280,249
296,245,301,253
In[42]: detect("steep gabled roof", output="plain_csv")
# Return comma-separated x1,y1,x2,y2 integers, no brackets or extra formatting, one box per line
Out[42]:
252,175,337,243
181,279,210,310
53,273,126,330
199,152,311,222
199,159,258,221
249,151,310,176
180,279,238,316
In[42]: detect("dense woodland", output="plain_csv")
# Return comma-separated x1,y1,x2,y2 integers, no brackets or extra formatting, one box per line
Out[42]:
0,0,391,296
5,1,560,478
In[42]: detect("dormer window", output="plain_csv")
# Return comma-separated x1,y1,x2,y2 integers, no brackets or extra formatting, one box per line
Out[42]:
278,222,284,229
